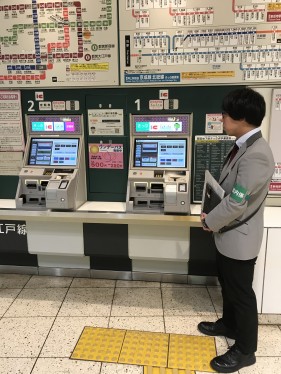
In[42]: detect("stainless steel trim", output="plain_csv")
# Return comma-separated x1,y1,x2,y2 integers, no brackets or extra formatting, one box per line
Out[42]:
188,275,219,286
133,271,188,283
0,265,219,286
39,267,90,278
91,269,132,280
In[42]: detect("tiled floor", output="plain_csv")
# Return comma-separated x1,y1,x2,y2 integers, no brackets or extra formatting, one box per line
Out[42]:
0,274,280,374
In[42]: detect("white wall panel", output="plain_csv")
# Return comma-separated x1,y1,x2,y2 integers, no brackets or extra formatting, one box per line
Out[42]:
262,228,281,314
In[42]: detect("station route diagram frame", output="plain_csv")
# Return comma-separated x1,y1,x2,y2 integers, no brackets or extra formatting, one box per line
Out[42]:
119,0,281,85
0,0,118,87
2,1,281,87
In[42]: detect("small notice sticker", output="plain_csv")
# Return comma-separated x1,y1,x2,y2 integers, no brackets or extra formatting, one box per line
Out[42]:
149,100,163,110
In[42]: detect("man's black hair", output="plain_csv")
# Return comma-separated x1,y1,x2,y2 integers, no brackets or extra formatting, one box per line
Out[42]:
222,87,265,127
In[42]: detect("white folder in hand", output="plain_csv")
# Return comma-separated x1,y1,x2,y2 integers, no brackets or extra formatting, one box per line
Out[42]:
201,170,225,213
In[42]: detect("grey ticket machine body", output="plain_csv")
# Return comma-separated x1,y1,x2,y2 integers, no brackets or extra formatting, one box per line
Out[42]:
16,114,86,210
126,114,192,214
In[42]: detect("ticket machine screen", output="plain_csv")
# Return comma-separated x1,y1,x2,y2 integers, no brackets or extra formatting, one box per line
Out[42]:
28,138,79,166
133,138,187,169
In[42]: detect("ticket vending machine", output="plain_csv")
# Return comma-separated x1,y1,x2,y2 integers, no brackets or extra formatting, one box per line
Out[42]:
16,114,86,210
126,114,192,214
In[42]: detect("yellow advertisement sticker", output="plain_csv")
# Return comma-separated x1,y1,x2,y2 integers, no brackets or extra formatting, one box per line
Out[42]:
182,71,235,79
268,4,281,10
70,63,109,71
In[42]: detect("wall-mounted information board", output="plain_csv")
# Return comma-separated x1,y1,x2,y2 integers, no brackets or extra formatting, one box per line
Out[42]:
0,0,118,87
1,1,281,87
120,0,281,85
193,135,235,203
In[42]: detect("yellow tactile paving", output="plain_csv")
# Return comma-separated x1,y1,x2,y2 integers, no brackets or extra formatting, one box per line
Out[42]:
168,334,216,372
71,327,126,362
119,330,169,367
144,367,194,374
71,327,216,373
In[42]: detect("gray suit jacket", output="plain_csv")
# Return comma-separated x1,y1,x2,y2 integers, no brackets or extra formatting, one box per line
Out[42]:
205,131,275,260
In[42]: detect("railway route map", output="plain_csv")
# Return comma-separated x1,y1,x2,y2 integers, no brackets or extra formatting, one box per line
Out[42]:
0,0,118,87
119,0,281,85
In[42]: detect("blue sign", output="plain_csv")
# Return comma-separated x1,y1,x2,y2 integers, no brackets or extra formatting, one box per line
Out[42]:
124,73,180,83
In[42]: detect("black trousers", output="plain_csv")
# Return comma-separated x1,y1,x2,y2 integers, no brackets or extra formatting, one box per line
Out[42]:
216,250,258,354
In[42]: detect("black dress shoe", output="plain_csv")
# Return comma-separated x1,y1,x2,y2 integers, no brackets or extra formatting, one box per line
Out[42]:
210,344,256,373
198,319,236,339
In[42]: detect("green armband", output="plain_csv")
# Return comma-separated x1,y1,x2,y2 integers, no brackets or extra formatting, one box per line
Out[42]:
230,183,250,203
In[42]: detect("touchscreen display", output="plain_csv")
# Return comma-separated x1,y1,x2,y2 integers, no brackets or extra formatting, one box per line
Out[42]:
28,138,79,166
133,138,187,168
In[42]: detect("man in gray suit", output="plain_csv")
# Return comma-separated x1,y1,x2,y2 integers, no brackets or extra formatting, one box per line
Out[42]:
199,88,275,373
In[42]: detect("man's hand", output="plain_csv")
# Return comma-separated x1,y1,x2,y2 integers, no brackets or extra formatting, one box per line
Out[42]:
200,212,212,232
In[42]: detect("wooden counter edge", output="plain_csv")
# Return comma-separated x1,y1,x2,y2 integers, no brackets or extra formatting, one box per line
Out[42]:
0,209,201,226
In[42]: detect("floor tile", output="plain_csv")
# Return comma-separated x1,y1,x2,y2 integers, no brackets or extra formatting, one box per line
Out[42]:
165,315,217,335
71,278,116,288
4,287,68,317
196,361,239,374
0,358,35,374
0,275,280,374
238,357,281,373
211,337,231,357
164,315,228,356
116,280,160,288
0,288,21,316
32,358,101,374
58,287,114,317
119,330,168,367
162,287,217,317
0,317,54,357
24,275,73,288
111,288,163,317
0,274,31,289
71,326,126,363
101,362,143,373
109,316,165,332
40,316,109,357
256,325,281,356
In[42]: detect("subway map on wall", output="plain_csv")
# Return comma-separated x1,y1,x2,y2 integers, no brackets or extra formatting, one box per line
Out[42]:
0,0,118,87
119,0,281,85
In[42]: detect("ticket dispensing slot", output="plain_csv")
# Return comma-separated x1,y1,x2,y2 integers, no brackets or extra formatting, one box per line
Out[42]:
150,183,164,194
40,180,49,189
126,114,192,214
134,182,148,193
16,115,86,211
25,180,38,189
